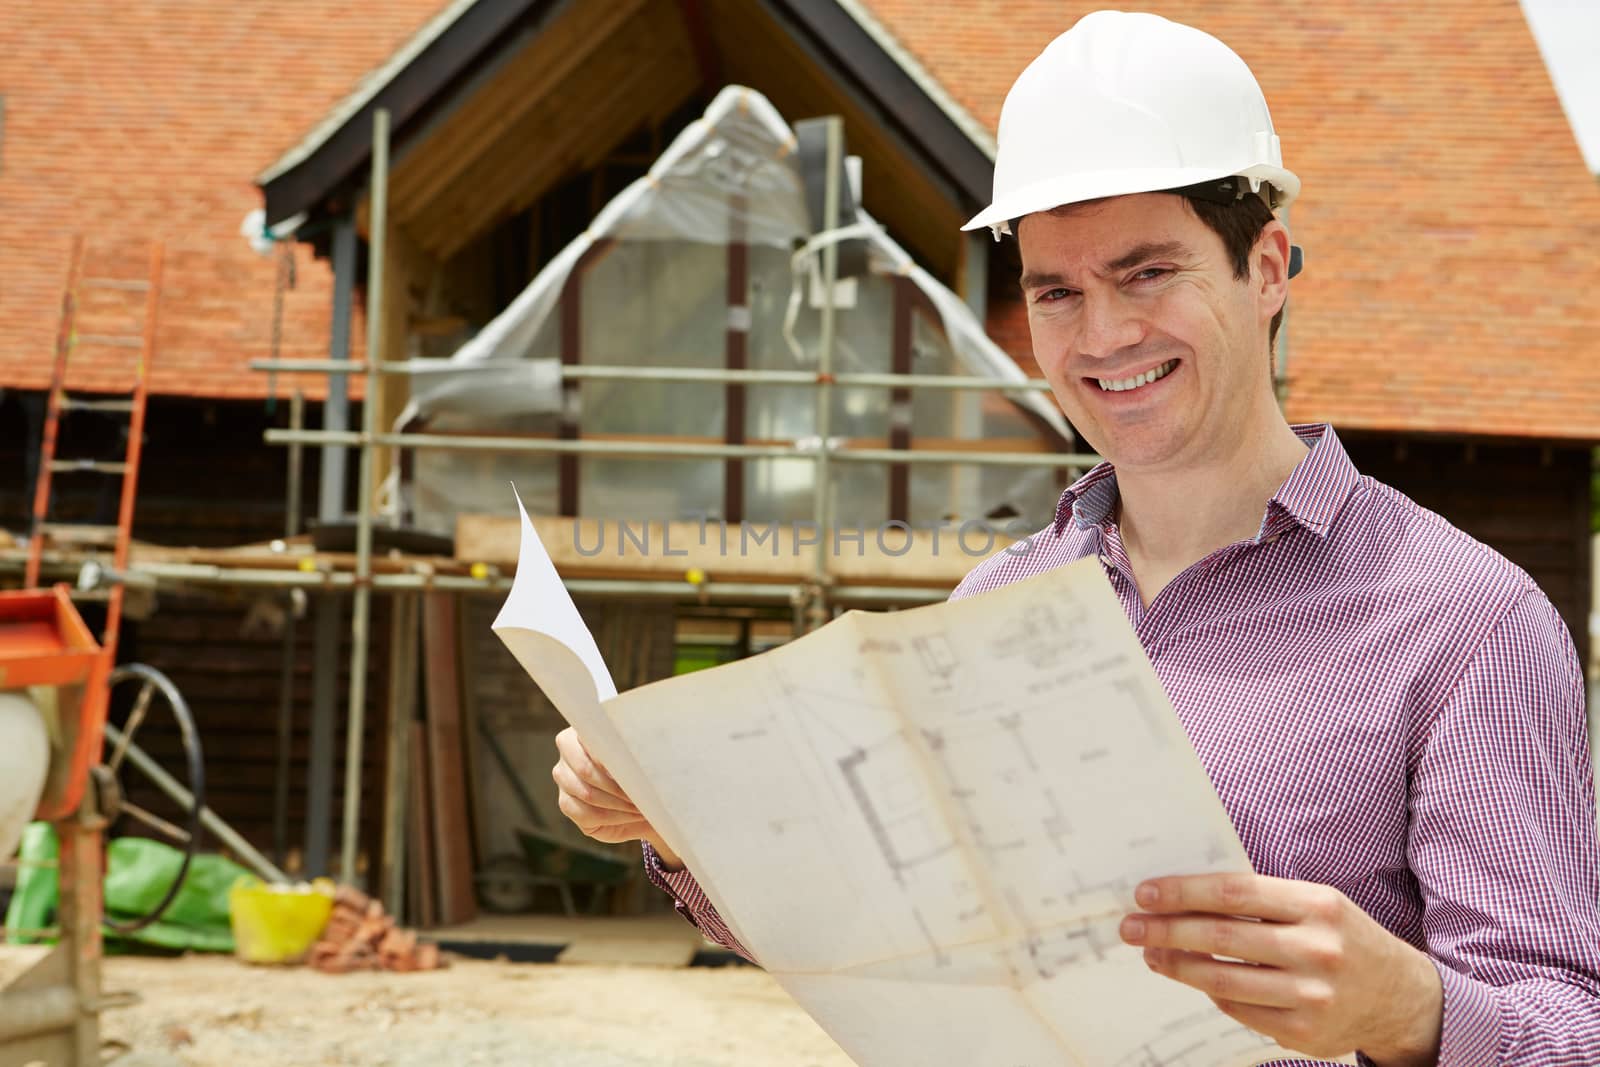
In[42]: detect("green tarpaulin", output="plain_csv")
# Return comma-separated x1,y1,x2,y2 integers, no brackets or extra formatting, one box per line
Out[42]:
4,823,250,953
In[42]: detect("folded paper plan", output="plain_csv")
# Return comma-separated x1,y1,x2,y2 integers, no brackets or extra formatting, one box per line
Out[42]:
493,495,1351,1067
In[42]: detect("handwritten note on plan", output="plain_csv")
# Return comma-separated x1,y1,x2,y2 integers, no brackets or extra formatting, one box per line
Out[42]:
493,497,1351,1067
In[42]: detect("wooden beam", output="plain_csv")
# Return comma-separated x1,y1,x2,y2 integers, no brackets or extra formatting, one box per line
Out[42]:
724,193,748,522
388,0,648,225
421,592,477,926
411,0,690,253
675,0,723,94
888,275,914,522
556,239,616,517
457,512,1024,587
380,592,419,919
406,718,436,928
422,35,697,259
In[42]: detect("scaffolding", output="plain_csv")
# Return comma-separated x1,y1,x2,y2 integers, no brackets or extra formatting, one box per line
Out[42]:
5,98,1100,900
240,102,1097,891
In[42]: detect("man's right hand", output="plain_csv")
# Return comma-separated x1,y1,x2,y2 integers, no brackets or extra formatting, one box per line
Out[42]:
551,726,683,869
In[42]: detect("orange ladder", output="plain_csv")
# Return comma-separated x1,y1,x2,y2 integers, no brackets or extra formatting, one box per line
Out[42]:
24,237,163,664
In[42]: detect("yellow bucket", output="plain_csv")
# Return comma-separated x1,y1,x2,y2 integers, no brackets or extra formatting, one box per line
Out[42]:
228,878,335,964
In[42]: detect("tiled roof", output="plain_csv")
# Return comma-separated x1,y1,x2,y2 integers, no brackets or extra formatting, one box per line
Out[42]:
2,0,1596,440
866,0,1600,441
0,1,448,400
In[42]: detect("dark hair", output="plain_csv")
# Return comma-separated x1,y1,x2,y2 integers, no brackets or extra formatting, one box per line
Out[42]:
1184,192,1285,350
1011,190,1287,351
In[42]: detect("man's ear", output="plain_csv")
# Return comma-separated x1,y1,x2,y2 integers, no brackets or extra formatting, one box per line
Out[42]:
1254,220,1291,320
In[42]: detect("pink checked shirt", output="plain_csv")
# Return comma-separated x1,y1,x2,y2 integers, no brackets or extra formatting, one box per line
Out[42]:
645,424,1600,1064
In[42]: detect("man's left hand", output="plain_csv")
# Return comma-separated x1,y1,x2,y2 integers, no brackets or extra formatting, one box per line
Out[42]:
1119,873,1443,1065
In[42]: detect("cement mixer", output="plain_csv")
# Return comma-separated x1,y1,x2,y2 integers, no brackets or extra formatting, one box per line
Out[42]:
0,586,205,1066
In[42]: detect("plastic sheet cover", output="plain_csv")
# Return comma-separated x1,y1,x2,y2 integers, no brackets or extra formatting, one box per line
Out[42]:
403,86,1078,536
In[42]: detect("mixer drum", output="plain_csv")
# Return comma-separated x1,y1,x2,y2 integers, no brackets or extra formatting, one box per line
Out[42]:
0,690,50,861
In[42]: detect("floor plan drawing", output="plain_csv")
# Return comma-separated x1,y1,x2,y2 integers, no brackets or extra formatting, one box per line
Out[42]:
494,500,1355,1067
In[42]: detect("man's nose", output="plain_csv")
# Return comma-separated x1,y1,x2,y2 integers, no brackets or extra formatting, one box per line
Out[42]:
1077,291,1146,360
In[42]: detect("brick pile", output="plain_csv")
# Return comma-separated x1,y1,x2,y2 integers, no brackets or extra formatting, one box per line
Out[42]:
307,885,445,974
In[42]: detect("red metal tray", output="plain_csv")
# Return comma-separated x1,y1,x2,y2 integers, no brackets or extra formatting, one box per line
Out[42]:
0,585,101,689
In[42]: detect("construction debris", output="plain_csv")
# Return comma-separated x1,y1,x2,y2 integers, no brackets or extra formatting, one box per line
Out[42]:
306,886,445,974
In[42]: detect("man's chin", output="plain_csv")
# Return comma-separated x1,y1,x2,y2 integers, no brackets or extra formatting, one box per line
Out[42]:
1083,426,1191,474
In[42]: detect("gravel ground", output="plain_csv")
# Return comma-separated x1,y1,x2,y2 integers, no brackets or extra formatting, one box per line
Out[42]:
100,954,854,1067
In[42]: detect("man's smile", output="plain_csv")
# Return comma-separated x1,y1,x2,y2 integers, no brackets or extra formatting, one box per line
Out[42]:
1086,357,1181,395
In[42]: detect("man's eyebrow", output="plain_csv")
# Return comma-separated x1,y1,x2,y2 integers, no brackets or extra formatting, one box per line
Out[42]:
1018,269,1066,292
1019,240,1190,291
1105,240,1189,272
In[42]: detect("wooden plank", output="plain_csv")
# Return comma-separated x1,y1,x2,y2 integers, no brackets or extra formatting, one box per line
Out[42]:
407,718,437,929
557,935,698,968
455,595,493,876
456,513,1021,587
0,946,54,991
382,592,419,918
115,543,467,573
421,592,478,926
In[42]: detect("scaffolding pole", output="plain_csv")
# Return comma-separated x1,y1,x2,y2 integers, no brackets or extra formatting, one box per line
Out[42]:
805,117,844,631
339,107,389,887
250,358,1058,396
273,391,304,866
8,555,957,605
263,428,1098,470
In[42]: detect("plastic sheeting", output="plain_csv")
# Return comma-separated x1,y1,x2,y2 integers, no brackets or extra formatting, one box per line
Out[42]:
403,86,1075,534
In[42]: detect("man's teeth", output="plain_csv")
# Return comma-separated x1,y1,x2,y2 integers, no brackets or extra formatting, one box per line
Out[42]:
1097,359,1178,392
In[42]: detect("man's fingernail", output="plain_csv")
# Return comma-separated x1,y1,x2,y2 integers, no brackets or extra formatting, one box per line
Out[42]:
1136,883,1159,907
1121,917,1145,942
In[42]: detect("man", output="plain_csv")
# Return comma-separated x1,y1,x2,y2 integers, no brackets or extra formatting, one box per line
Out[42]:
553,11,1600,1064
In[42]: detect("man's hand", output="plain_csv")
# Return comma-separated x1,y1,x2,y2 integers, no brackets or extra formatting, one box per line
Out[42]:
551,727,682,869
1119,873,1442,1065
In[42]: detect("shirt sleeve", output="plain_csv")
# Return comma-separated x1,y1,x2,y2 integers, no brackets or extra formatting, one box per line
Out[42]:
640,841,758,964
1409,588,1600,1063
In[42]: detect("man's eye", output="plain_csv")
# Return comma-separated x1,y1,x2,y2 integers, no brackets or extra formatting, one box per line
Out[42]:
1132,267,1170,282
1037,287,1076,303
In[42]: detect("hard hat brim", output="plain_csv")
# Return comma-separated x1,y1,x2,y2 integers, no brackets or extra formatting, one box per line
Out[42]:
963,163,1301,235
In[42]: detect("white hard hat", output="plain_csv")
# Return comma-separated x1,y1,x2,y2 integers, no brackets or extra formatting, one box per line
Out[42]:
964,10,1301,237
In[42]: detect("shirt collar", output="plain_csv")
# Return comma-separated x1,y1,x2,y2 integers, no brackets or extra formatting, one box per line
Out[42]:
1051,424,1361,541
1263,424,1361,540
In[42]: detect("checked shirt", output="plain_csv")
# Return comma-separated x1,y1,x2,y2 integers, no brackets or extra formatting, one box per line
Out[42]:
646,424,1600,1064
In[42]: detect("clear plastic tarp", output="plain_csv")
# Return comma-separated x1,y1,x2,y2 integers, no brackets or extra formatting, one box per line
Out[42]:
398,86,1076,536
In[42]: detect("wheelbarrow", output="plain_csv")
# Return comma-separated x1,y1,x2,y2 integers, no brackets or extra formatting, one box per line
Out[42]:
471,724,636,916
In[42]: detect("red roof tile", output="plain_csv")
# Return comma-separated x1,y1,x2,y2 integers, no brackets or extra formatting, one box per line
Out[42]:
2,0,1595,440
866,0,1600,440
0,1,448,400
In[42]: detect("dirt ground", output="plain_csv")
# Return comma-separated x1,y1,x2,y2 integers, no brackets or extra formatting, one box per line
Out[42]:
100,954,854,1067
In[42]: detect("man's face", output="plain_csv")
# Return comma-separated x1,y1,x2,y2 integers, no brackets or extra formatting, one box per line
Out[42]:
1017,193,1285,474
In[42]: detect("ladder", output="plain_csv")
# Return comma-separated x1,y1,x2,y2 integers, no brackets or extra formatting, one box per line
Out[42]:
24,236,163,664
